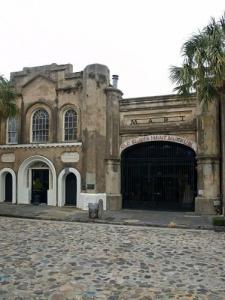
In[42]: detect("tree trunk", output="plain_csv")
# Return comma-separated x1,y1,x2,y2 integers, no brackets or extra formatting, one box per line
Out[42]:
220,96,225,216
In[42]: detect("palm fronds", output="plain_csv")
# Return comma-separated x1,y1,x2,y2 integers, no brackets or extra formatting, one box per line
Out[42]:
170,13,225,103
0,76,18,119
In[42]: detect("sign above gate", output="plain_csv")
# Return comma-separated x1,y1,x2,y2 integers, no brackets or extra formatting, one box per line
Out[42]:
120,135,197,152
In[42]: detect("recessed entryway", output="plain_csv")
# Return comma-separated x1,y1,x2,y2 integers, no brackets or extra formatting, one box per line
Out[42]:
0,168,16,204
17,156,57,206
65,173,77,205
58,167,81,207
5,173,13,202
121,141,197,211
31,169,49,204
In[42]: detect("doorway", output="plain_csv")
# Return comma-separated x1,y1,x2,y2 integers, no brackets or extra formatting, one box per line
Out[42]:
31,169,49,204
121,141,197,211
5,173,12,202
65,173,77,205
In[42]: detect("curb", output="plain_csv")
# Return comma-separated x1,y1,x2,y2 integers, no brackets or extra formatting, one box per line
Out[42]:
0,213,215,231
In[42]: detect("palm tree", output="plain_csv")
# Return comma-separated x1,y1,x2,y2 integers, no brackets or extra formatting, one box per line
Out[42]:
170,13,225,215
0,76,18,120
170,14,225,102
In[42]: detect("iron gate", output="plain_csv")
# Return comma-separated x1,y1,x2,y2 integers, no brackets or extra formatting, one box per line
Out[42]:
121,141,197,211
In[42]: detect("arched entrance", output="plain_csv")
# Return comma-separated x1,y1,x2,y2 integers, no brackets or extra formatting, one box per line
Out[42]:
0,168,16,204
5,173,12,202
121,141,197,211
65,173,77,205
58,168,81,207
17,156,57,206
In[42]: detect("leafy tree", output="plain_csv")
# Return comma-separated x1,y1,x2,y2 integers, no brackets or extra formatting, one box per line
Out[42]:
0,76,18,120
170,13,225,103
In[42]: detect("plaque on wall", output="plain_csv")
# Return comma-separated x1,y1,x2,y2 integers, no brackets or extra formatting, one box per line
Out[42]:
87,184,95,190
1,153,15,162
61,152,79,163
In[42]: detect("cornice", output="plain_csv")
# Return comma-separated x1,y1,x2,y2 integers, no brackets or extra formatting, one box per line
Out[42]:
0,142,82,150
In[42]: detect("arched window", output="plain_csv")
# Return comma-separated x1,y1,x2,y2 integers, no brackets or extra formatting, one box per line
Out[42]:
64,109,77,141
7,117,18,144
32,109,49,142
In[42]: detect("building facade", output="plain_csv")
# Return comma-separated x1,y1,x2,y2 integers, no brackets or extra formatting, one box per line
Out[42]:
0,63,222,214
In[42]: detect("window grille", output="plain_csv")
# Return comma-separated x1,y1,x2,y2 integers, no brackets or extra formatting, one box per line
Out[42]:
32,109,49,142
7,117,18,144
64,110,77,141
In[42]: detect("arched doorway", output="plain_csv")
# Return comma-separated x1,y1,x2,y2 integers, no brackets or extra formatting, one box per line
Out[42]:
0,168,16,204
17,156,57,206
5,173,12,202
58,168,81,207
121,141,197,211
65,173,77,205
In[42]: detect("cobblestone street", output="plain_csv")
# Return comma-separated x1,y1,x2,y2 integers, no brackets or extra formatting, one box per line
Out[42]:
0,217,225,300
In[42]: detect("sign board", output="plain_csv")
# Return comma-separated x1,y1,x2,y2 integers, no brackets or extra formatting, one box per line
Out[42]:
1,153,15,162
61,152,79,163
120,135,197,152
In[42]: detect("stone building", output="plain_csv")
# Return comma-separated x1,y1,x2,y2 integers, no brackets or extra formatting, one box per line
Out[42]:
0,63,221,214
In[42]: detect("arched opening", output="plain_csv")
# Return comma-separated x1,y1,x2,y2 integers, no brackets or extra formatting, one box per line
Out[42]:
58,168,81,207
18,156,57,206
5,173,12,202
64,109,77,141
121,141,197,211
65,173,77,205
0,168,16,204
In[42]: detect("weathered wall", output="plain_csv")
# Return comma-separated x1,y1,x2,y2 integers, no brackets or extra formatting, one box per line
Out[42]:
195,101,220,214
120,94,197,144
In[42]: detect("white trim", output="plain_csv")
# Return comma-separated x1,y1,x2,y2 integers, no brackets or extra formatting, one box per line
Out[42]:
17,155,57,205
0,168,16,204
120,135,197,152
0,142,82,149
58,168,81,207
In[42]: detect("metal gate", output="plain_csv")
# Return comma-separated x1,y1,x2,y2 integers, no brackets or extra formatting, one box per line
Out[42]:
121,141,197,211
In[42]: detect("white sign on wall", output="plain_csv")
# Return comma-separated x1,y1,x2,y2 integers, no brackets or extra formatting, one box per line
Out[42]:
61,152,79,163
120,135,197,152
1,153,15,162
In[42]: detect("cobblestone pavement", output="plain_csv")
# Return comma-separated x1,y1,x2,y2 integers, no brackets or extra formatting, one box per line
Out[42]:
0,217,225,300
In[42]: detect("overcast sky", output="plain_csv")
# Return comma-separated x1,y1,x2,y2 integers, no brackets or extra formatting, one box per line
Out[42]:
0,0,224,98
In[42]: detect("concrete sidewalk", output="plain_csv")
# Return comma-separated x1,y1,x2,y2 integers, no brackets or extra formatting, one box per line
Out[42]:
0,203,215,229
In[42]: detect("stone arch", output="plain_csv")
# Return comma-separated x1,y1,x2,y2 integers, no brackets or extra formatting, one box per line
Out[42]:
120,135,197,153
121,140,197,211
0,168,16,204
24,102,53,143
17,155,57,205
58,168,81,207
58,103,81,142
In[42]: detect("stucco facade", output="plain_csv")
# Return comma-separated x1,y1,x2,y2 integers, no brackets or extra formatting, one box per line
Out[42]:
0,63,222,214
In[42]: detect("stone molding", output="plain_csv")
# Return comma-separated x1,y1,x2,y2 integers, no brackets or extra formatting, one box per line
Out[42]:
0,142,82,150
196,154,220,160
